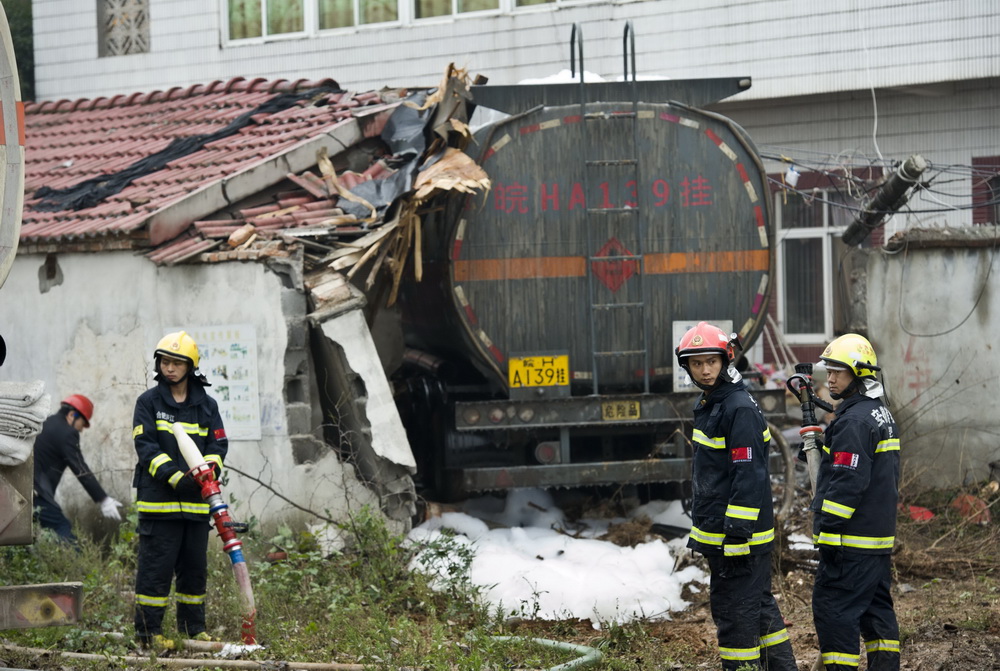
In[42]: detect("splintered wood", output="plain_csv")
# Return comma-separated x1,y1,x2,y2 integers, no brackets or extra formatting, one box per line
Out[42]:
218,64,490,309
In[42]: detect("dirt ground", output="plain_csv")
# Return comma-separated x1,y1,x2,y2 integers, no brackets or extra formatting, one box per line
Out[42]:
655,496,1000,670
659,557,1000,671
518,484,1000,671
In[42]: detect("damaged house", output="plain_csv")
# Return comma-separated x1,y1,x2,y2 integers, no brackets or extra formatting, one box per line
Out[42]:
1,68,488,537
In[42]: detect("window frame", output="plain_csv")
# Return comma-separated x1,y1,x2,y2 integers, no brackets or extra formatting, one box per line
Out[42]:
972,156,1000,225
224,0,314,43
411,0,502,22
775,190,841,345
221,0,599,44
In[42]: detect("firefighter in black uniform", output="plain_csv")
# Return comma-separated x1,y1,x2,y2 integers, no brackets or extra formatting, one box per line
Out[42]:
132,331,228,649
812,333,900,670
33,394,122,542
676,322,797,671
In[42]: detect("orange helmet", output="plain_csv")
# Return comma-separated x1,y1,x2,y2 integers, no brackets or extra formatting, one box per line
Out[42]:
61,394,93,427
675,322,736,367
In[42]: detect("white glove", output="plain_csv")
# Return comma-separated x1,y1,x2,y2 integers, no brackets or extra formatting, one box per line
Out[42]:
100,497,123,521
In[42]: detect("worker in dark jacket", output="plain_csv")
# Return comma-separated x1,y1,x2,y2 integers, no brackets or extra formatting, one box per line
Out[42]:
33,394,122,542
677,322,796,671
812,333,900,671
132,331,227,649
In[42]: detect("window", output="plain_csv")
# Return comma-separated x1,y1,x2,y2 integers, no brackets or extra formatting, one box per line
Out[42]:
972,157,1000,225
775,186,854,343
230,0,305,38
228,0,400,38
414,0,498,19
98,0,150,56
224,0,580,40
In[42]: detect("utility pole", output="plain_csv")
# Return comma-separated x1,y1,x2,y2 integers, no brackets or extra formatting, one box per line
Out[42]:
842,154,928,246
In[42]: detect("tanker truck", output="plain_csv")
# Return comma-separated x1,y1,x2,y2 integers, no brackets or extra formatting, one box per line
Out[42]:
0,4,83,631
391,26,786,501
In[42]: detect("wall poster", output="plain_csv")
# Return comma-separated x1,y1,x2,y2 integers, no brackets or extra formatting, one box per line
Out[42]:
171,324,261,441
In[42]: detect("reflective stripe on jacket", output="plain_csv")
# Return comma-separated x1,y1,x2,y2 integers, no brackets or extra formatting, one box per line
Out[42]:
132,381,228,521
687,380,775,556
811,392,899,554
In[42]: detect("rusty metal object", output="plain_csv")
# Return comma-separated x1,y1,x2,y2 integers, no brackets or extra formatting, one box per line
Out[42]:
0,583,82,630
0,457,32,546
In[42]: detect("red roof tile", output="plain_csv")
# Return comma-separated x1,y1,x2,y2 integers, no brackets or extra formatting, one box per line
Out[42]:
22,77,403,248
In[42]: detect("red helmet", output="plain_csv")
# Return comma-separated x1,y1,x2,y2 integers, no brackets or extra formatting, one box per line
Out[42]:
61,394,94,426
675,322,736,367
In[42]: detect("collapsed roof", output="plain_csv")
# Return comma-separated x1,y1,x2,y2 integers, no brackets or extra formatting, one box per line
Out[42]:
21,66,490,311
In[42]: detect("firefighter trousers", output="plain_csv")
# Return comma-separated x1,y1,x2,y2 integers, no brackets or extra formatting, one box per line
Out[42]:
34,498,76,543
706,552,797,671
134,518,210,640
813,552,899,671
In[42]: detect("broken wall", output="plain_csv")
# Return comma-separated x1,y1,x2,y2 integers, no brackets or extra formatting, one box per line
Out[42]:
0,250,388,540
867,229,1000,489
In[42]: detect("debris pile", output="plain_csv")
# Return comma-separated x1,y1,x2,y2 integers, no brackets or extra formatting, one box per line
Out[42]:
158,65,491,311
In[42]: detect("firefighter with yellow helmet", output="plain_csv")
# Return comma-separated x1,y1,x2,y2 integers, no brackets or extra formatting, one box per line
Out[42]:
675,322,797,671
131,331,228,649
812,333,900,671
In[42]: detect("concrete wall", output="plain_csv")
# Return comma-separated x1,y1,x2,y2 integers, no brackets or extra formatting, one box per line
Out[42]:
0,250,385,539
867,237,1000,489
32,0,1000,103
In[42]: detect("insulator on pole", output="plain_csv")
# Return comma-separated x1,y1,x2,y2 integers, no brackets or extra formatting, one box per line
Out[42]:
842,154,928,246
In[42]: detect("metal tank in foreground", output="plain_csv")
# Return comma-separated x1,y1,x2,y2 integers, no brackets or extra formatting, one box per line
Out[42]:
397,27,782,500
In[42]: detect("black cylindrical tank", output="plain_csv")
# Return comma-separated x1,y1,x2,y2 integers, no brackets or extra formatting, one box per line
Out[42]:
421,99,772,394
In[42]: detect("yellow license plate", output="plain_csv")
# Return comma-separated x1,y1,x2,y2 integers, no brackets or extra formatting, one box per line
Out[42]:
602,400,641,421
509,355,570,388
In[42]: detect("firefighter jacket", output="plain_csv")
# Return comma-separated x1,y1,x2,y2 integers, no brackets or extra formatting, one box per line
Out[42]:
33,413,107,507
687,380,775,557
811,392,899,554
132,381,228,521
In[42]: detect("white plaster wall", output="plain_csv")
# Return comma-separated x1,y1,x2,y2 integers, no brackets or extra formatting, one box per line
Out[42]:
32,0,1000,103
867,243,1000,489
0,250,382,537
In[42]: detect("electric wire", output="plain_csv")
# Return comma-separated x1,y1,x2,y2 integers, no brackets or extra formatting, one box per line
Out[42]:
763,141,1000,339
856,0,885,164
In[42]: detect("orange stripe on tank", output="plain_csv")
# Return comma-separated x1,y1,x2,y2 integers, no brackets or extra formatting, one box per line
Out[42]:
644,250,769,274
17,101,25,146
454,257,587,281
454,251,767,281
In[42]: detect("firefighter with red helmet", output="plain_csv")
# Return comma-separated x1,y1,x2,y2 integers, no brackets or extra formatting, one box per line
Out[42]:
132,331,228,649
812,333,900,671
32,394,123,542
676,322,796,671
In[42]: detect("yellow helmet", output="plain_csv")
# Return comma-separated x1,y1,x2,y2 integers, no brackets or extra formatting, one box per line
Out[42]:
154,331,200,368
819,333,879,378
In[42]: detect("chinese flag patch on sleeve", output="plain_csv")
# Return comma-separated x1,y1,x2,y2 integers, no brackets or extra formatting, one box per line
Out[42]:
730,446,752,463
214,428,227,440
833,451,859,469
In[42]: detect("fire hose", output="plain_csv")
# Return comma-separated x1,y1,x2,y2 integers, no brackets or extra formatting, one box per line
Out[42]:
784,363,834,496
172,423,257,644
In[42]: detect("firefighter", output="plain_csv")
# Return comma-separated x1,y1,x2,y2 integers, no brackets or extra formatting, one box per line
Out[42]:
32,394,123,542
812,333,900,670
132,331,228,649
676,322,797,671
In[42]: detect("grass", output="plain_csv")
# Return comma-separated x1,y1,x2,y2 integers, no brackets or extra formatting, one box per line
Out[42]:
9,486,997,670
0,506,592,670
